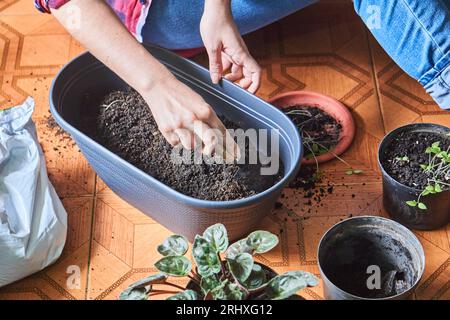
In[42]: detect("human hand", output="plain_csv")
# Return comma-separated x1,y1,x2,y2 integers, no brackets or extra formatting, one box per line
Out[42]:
200,0,261,93
143,75,239,161
51,0,238,160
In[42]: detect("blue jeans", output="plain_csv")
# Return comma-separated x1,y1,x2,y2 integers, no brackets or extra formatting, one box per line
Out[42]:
142,0,450,109
354,0,450,109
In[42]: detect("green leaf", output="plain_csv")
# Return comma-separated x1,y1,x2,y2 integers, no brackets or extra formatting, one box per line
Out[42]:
425,141,441,154
157,235,189,257
203,223,229,253
119,273,167,300
420,164,428,170
211,280,245,300
154,256,192,276
437,151,446,158
265,271,317,300
119,287,148,300
352,169,363,174
227,253,254,283
418,202,427,210
311,143,320,153
283,271,319,287
406,200,417,207
166,290,198,300
192,236,221,277
345,170,354,175
200,275,221,295
435,183,443,193
395,156,409,162
242,264,268,290
246,230,279,254
425,185,435,192
226,239,253,259
305,153,314,160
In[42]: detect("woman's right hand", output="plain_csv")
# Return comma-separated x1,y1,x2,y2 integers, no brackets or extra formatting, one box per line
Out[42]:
142,75,239,161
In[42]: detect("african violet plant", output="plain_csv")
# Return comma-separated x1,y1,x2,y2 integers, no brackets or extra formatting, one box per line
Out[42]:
406,140,450,210
119,224,318,300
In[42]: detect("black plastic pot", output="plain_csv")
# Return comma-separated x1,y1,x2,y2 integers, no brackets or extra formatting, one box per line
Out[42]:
318,216,425,300
378,123,450,230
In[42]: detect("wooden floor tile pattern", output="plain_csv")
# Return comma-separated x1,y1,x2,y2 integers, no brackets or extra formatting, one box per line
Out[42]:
0,0,449,300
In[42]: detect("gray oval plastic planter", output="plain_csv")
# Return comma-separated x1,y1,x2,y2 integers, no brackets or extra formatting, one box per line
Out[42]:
317,216,425,300
378,123,450,230
49,44,302,241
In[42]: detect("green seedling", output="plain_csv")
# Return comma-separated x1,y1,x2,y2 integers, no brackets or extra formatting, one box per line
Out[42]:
395,156,409,163
406,140,450,211
285,108,363,178
346,169,364,175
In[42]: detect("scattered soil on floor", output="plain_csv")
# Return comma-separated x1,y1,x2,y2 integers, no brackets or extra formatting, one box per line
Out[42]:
43,114,76,152
91,89,283,201
381,131,450,190
286,165,334,214
283,105,342,159
321,232,416,298
288,165,319,190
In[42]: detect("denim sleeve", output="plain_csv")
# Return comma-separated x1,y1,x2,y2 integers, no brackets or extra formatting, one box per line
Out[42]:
354,0,450,109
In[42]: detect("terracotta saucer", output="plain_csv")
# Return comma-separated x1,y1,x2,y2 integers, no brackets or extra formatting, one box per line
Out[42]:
269,91,355,165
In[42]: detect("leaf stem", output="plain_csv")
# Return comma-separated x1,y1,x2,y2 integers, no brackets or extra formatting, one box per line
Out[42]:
187,274,200,285
163,282,186,291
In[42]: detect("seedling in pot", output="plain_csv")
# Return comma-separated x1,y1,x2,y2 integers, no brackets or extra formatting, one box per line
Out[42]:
406,141,450,210
284,107,363,177
119,224,317,300
394,156,409,163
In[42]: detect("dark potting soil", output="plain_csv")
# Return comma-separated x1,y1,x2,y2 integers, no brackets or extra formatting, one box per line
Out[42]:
321,233,416,298
91,89,283,201
283,105,342,159
381,131,450,190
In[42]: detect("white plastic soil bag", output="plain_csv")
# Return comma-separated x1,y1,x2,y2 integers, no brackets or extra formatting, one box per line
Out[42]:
0,97,67,287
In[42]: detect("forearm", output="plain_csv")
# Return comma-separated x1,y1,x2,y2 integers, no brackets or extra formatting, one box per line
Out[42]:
51,0,173,95
204,0,231,14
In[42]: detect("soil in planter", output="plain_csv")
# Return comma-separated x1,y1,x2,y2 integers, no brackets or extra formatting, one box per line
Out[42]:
381,131,450,190
322,232,417,298
283,105,342,159
89,88,283,201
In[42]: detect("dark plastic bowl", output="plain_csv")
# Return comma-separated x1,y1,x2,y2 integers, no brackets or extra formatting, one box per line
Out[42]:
378,123,450,230
49,44,302,241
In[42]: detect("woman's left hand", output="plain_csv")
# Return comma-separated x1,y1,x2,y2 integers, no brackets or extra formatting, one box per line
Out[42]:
200,0,261,93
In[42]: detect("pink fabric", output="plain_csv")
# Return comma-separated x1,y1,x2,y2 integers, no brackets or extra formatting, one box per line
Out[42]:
35,0,205,56
34,0,151,39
